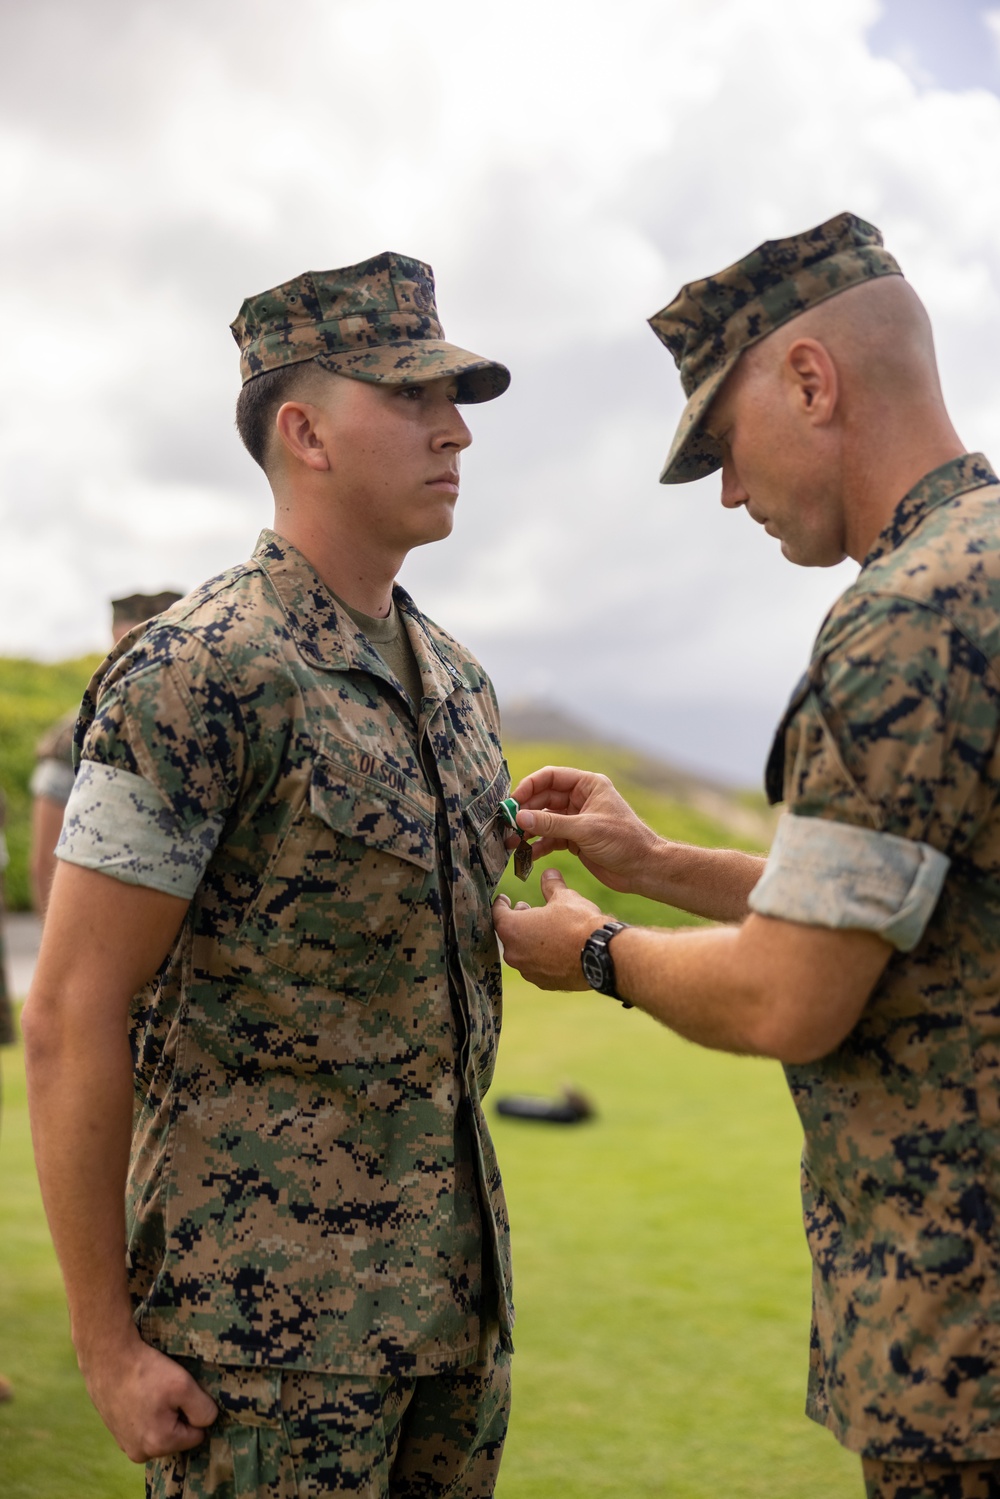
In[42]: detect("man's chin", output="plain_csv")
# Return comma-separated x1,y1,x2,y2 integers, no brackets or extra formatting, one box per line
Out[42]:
779,536,847,569
409,511,456,549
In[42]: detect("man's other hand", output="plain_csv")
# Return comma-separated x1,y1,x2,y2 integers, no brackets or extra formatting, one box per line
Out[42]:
494,868,604,990
510,764,766,924
510,766,658,892
85,1335,218,1463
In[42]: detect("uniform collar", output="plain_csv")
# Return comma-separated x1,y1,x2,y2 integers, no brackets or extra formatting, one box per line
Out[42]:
862,452,999,569
252,529,464,704
394,585,467,708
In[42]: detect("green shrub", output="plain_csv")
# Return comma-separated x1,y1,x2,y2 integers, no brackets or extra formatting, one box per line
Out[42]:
0,656,102,910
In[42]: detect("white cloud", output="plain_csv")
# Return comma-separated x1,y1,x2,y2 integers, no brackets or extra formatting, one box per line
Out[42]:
2,0,1000,781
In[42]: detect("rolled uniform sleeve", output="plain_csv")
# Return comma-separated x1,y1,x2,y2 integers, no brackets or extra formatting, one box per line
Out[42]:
749,814,949,951
57,629,245,897
29,757,77,806
750,595,1000,948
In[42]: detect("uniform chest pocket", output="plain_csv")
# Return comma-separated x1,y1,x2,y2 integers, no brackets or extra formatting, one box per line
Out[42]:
464,760,513,894
240,756,437,1005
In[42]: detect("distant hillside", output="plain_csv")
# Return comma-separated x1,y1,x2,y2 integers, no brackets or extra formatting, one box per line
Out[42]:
501,698,776,847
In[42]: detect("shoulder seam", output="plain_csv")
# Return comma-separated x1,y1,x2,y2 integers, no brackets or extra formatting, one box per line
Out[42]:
158,623,261,787
117,618,260,791
820,588,1000,695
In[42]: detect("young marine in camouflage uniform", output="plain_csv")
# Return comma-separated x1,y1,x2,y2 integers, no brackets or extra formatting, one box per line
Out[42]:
29,591,182,913
24,254,514,1498
496,214,1000,1499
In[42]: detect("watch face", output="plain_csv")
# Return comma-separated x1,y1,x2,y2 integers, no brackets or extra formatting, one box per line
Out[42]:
581,946,606,990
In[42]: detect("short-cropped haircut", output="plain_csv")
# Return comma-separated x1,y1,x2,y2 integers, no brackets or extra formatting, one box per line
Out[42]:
235,362,321,470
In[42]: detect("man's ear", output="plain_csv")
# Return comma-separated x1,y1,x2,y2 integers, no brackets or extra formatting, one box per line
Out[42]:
274,401,331,472
784,338,838,426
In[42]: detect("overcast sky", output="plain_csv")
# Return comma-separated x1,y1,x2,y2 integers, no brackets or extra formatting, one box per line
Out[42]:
3,0,1000,782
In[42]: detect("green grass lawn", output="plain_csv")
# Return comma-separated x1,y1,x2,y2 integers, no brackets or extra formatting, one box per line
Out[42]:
492,971,857,1498
0,967,858,1499
0,1022,136,1497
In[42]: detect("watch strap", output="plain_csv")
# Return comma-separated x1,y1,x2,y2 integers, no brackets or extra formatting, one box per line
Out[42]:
580,921,634,1008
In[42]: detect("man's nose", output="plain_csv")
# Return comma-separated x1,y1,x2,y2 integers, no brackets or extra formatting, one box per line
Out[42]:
719,456,748,510
435,403,472,452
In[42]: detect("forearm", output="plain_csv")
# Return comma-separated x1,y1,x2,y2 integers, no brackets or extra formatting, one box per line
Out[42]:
495,861,890,1062
30,851,56,916
607,921,771,1054
22,865,213,1460
23,986,139,1365
31,798,66,915
630,839,765,922
23,866,188,1366
606,913,886,1062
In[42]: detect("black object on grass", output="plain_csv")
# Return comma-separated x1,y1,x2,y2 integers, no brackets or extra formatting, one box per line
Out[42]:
495,1088,595,1124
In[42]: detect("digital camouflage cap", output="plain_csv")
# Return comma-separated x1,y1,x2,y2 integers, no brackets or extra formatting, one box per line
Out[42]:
231,252,510,403
649,211,903,485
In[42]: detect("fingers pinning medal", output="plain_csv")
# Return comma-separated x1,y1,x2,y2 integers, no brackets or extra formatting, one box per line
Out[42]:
498,797,534,882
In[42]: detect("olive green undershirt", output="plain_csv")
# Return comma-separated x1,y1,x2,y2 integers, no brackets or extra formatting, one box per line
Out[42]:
334,592,424,715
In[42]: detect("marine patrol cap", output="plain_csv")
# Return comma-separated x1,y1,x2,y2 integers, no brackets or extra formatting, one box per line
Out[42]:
649,212,903,485
111,591,183,631
231,252,510,403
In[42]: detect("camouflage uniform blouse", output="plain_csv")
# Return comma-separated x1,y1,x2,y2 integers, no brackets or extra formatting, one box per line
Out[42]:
754,454,1000,1460
60,532,514,1377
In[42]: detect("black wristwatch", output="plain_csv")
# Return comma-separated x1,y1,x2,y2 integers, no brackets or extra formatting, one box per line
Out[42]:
580,921,633,1008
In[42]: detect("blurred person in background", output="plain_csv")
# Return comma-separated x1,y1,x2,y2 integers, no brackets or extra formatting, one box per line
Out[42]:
0,785,15,1402
497,213,1000,1499
30,591,182,915
0,790,14,1051
0,785,14,1403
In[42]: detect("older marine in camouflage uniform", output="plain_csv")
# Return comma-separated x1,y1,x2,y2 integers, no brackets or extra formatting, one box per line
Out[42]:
24,253,514,1498
495,214,1000,1499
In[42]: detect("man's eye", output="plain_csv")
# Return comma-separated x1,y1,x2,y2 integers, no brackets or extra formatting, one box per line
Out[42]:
399,384,423,400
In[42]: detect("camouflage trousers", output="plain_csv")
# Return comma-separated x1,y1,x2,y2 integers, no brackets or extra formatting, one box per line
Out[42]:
146,1341,510,1499
863,1457,1000,1498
